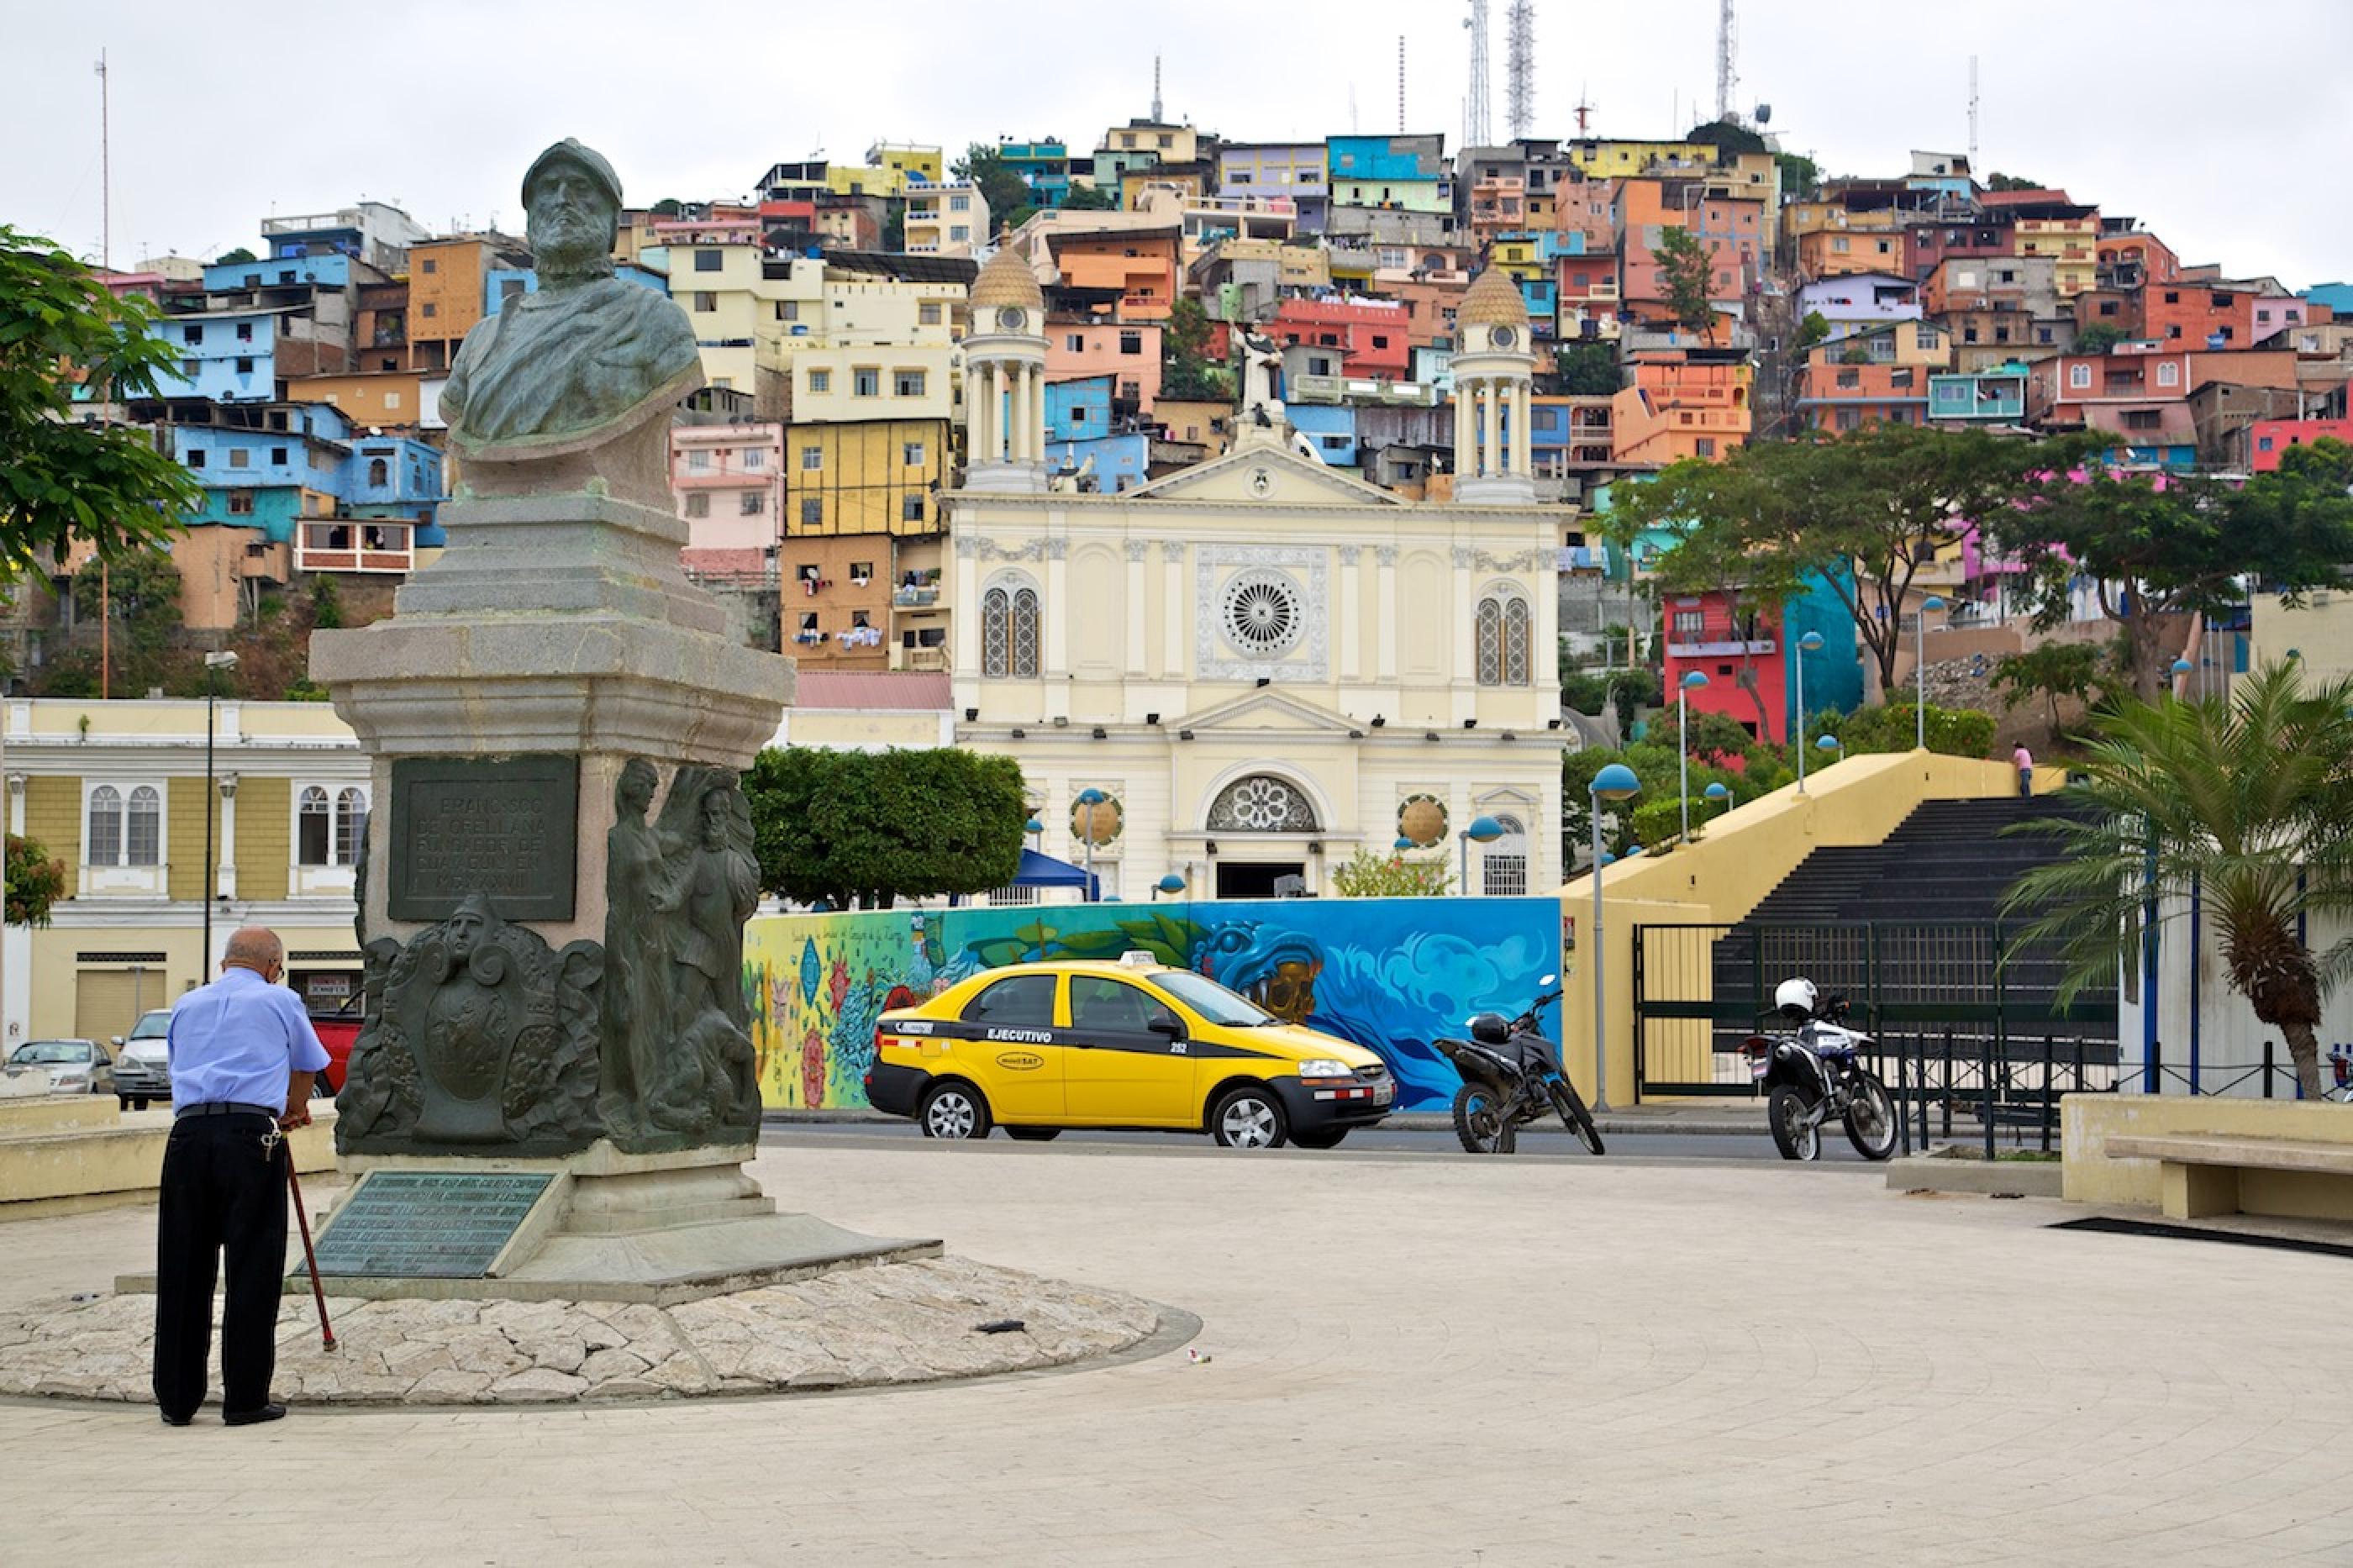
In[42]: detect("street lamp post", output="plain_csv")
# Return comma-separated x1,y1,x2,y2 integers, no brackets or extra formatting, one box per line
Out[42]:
1677,671,1709,841
1703,780,1729,834
1794,630,1824,794
1914,595,1946,750
1155,871,1187,899
2171,656,2193,700
1075,789,1106,902
1459,814,1503,896
201,650,238,970
1817,734,1844,767
1588,762,1640,1112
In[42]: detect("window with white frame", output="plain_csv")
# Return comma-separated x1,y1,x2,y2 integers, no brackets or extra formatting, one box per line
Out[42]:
86,783,164,868
297,784,369,866
1482,813,1529,896
2156,360,2180,387
2069,363,2092,390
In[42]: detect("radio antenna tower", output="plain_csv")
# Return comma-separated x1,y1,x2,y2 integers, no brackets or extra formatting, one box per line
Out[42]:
1506,1,1534,141
1967,55,1980,171
1463,0,1492,148
1398,35,1407,133
1152,55,1162,123
1713,0,1738,124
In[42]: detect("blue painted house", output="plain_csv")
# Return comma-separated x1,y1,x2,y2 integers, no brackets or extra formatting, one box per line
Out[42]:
1046,433,1149,493
167,403,444,554
1046,375,1115,444
1286,404,1358,466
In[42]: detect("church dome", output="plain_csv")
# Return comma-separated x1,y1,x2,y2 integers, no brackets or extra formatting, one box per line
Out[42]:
971,244,1045,313
1458,265,1531,331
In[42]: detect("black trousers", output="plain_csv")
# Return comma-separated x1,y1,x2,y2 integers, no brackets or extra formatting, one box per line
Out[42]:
151,1113,287,1418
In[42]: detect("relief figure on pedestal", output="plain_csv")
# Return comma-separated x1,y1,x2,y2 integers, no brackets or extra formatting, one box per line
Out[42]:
337,895,603,1156
601,762,762,1150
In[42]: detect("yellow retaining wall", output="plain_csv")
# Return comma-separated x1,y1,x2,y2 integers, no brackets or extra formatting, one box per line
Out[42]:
0,1106,339,1220
2061,1094,2353,1218
1557,751,2034,1105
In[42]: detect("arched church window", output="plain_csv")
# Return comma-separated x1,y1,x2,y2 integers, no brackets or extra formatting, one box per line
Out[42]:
1206,774,1319,834
982,580,1040,678
1477,587,1532,687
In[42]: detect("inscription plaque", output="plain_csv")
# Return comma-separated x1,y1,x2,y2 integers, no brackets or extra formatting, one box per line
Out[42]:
388,755,577,922
308,1171,555,1279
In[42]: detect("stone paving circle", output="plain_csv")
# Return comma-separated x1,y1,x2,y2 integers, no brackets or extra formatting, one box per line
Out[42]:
0,1256,1168,1408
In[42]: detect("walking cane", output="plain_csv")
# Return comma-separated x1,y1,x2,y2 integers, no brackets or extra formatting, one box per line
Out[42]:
285,1160,338,1353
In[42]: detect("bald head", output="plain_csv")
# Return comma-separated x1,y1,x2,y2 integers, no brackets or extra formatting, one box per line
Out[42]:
222,927,283,979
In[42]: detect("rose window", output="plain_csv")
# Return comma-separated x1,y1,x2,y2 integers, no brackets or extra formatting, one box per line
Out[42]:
1207,775,1319,834
1219,570,1304,658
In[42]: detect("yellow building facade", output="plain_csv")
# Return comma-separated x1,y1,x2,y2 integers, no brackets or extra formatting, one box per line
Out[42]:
3,700,371,1049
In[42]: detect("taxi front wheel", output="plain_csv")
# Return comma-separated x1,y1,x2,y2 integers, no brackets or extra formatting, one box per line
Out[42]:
919,1081,992,1140
1210,1086,1289,1150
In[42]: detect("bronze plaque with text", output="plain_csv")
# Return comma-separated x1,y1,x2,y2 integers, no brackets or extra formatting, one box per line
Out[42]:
307,1171,554,1279
387,755,577,922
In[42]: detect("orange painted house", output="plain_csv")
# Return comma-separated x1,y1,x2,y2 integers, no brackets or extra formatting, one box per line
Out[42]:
1796,361,1930,431
2140,282,2256,348
1610,352,1751,466
1045,228,1181,320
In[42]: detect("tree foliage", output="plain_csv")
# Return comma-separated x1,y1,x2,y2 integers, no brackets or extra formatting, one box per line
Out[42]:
2071,323,2129,356
2004,662,2353,1097
950,145,1034,233
1329,847,1451,897
1552,340,1620,397
1997,438,2353,701
213,246,257,266
1560,666,1660,729
742,747,1027,908
1650,224,1717,337
5,834,65,928
1813,700,1997,759
1774,152,1822,202
1612,424,2045,694
1060,183,1119,212
64,547,183,696
0,227,203,581
1796,311,1831,352
1992,639,2111,741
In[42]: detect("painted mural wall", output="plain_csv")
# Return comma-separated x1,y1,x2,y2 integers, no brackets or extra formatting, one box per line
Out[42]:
745,897,1566,1113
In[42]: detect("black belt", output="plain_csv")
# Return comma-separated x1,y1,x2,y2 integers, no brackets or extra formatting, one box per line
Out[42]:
175,1102,280,1120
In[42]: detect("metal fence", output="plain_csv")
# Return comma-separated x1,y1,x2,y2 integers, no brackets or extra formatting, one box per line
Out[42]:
1631,920,2119,1101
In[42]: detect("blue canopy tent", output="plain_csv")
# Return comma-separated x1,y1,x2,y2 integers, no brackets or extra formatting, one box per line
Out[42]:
950,847,1098,904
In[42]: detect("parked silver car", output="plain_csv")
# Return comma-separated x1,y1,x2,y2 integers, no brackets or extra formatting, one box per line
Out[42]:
5,1039,115,1097
110,1008,175,1109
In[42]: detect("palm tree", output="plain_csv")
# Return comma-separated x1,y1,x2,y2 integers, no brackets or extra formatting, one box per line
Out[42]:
2003,661,2353,1100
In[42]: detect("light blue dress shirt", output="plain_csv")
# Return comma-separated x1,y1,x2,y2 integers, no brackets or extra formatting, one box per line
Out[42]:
166,966,331,1111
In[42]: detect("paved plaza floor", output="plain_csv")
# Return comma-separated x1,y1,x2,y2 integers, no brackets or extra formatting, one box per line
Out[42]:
6,1139,2350,1565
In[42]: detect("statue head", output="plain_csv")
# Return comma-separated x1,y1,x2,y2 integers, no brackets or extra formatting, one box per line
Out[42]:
697,785,732,848
616,757,658,819
521,139,621,285
446,894,498,964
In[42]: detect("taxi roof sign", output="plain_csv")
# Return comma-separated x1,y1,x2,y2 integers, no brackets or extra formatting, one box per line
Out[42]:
1120,950,1158,967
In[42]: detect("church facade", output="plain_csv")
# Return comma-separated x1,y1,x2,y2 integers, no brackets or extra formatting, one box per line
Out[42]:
946,255,1566,900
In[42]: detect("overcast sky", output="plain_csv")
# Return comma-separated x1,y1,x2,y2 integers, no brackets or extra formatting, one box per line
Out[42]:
4,0,2346,287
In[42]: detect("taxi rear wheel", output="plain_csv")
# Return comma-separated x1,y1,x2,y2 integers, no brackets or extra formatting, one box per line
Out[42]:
1210,1086,1289,1150
919,1081,992,1140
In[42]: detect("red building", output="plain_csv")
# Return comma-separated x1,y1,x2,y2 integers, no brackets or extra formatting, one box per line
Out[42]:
1904,217,2013,284
2249,417,2353,471
1266,297,1412,378
2141,282,2256,349
1662,590,1788,743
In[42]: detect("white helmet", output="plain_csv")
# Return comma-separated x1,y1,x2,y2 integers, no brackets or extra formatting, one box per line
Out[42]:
1774,977,1819,1021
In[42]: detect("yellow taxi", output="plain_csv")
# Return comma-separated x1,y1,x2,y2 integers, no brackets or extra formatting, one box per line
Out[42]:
864,955,1395,1149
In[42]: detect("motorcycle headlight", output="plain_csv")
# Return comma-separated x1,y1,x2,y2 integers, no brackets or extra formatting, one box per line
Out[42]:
1296,1059,1354,1079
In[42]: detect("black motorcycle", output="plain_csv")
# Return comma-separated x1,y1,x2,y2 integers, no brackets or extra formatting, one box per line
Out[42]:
1740,987,1899,1162
1434,976,1604,1156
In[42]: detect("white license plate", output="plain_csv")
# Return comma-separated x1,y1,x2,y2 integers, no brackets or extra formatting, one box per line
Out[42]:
1746,1057,1768,1081
1374,1084,1393,1105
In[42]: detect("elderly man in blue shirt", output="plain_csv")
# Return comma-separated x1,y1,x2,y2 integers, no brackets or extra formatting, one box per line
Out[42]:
152,925,329,1427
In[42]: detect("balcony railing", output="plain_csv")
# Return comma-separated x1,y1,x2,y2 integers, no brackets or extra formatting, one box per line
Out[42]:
892,583,940,608
1289,374,1440,407
891,645,950,671
1667,638,1777,659
296,520,414,575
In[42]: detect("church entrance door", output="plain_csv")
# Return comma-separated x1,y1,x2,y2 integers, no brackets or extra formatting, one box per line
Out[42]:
1215,860,1305,899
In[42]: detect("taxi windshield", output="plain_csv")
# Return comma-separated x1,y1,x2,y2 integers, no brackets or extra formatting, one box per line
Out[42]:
12,1042,88,1065
1151,971,1275,1027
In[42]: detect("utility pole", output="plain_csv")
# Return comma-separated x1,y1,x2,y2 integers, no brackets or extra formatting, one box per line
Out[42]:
1398,35,1407,134
1714,0,1738,125
95,49,113,702
1464,0,1492,149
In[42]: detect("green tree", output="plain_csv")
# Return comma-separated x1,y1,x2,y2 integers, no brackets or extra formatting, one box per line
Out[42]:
1,228,203,581
882,206,906,251
1650,224,1717,338
1553,340,1620,397
1329,847,1451,897
1999,438,2353,701
1796,311,1831,353
1815,701,1996,759
2005,662,2353,1098
1560,667,1659,730
1684,120,1767,155
1060,183,1119,212
2072,322,2129,355
950,145,1034,232
1613,424,2044,696
649,198,684,218
1992,640,2108,742
67,547,182,695
213,246,257,266
1985,172,2042,192
742,747,1026,908
5,834,66,928
1161,297,1226,402
1774,152,1822,202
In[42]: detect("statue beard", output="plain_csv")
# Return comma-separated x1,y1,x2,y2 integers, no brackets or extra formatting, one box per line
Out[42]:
531,225,614,286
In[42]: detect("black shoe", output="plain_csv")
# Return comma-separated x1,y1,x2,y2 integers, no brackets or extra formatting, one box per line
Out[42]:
158,1410,193,1428
222,1402,287,1426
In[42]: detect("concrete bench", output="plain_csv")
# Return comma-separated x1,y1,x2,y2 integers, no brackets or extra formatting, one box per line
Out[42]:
2107,1132,2353,1221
